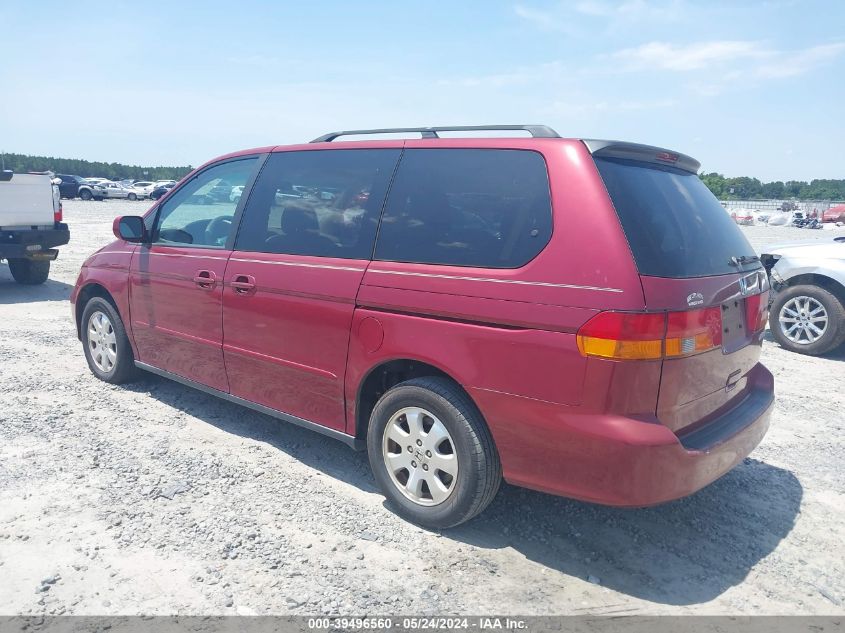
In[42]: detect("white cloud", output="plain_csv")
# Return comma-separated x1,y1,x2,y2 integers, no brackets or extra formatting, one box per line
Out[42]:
611,40,771,71
544,98,677,118
574,0,683,20
608,39,844,96
515,0,684,31
756,42,845,78
513,4,578,34
438,61,569,88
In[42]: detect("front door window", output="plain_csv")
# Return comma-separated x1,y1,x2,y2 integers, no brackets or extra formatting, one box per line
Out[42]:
153,158,257,248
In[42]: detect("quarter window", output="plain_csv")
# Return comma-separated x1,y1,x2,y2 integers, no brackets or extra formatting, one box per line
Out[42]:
374,149,552,268
235,149,401,259
152,158,258,248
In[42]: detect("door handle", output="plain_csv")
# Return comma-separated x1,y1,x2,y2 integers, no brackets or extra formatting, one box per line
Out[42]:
193,270,217,289
231,274,256,294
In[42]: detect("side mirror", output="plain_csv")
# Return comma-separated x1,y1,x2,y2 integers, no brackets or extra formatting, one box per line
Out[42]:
113,215,147,242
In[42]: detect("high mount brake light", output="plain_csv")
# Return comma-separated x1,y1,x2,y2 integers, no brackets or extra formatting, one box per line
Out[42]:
656,151,679,163
577,306,734,361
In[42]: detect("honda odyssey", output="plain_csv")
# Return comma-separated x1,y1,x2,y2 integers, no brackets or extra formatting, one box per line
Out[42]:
71,125,774,528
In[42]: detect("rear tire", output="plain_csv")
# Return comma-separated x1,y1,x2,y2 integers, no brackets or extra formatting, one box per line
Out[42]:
770,284,845,355
128,193,137,201
79,189,93,201
367,377,501,529
81,297,138,383
8,258,50,284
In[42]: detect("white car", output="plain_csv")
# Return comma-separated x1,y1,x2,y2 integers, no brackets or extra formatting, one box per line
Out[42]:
127,181,155,201
229,185,244,203
763,237,845,355
100,181,132,199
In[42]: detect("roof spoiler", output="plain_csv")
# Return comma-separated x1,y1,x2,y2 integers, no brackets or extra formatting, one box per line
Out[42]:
583,140,700,174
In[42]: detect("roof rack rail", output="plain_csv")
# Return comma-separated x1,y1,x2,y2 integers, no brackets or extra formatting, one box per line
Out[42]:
310,125,560,143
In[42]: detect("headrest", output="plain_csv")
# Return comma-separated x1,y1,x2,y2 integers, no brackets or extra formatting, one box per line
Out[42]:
281,206,319,234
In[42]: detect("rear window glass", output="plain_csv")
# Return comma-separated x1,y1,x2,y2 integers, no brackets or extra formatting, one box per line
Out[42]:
595,157,760,278
374,149,552,268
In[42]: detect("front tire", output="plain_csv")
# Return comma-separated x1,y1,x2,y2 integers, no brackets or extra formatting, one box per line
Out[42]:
81,297,138,383
79,189,93,201
367,377,501,529
770,284,845,355
128,193,137,201
8,258,50,284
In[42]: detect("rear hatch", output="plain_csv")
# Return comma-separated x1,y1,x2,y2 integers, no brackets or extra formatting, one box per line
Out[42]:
592,145,768,435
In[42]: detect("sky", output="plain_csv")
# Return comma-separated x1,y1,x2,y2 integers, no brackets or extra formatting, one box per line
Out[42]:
0,0,842,182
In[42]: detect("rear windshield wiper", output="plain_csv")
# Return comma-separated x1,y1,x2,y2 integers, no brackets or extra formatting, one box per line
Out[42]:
729,254,760,267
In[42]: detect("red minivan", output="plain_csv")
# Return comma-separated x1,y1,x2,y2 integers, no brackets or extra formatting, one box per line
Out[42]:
71,125,774,528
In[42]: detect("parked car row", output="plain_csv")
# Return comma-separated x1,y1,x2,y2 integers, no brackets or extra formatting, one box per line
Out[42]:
726,204,845,226
57,176,178,201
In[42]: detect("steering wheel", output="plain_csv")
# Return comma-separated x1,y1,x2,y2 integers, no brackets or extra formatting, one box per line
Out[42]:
205,215,233,246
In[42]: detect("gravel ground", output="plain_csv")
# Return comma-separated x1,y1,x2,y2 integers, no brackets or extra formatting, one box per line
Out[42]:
0,199,843,616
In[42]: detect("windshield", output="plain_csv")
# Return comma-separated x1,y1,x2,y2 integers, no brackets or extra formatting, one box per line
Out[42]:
595,157,761,278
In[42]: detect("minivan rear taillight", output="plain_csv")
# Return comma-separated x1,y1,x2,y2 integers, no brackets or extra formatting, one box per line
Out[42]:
744,291,769,333
576,312,665,360
664,307,722,357
577,306,731,361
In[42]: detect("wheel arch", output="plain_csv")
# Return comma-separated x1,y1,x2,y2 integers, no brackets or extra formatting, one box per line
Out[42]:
75,282,121,339
353,358,486,443
780,273,845,308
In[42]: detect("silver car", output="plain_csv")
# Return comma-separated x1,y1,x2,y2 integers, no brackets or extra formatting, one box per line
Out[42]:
762,237,845,355
100,181,132,199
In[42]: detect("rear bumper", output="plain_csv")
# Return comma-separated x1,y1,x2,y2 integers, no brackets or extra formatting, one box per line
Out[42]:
472,363,774,506
0,224,70,259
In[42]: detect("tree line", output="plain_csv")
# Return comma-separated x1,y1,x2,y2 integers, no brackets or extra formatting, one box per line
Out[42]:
2,151,843,200
700,172,845,201
0,152,192,182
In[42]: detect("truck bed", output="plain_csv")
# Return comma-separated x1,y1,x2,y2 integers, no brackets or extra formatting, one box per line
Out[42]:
0,173,57,227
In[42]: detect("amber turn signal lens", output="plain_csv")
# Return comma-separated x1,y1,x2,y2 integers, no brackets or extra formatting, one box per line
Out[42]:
576,335,663,360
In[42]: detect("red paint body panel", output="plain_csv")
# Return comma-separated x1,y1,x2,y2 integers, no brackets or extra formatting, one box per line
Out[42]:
639,273,769,432
129,244,231,391
71,135,775,510
70,241,139,357
222,253,367,432
345,309,589,420
470,364,773,505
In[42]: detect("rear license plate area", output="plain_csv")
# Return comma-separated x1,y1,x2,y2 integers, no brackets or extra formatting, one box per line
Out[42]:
721,299,746,353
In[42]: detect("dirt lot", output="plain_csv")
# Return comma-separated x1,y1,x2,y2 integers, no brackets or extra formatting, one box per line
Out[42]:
1,199,843,616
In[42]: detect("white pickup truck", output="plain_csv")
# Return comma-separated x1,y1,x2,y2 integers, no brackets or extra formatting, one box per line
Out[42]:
0,170,70,284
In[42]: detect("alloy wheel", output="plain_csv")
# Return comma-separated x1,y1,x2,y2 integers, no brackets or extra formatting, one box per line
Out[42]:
778,296,828,344
88,310,117,372
381,407,458,506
